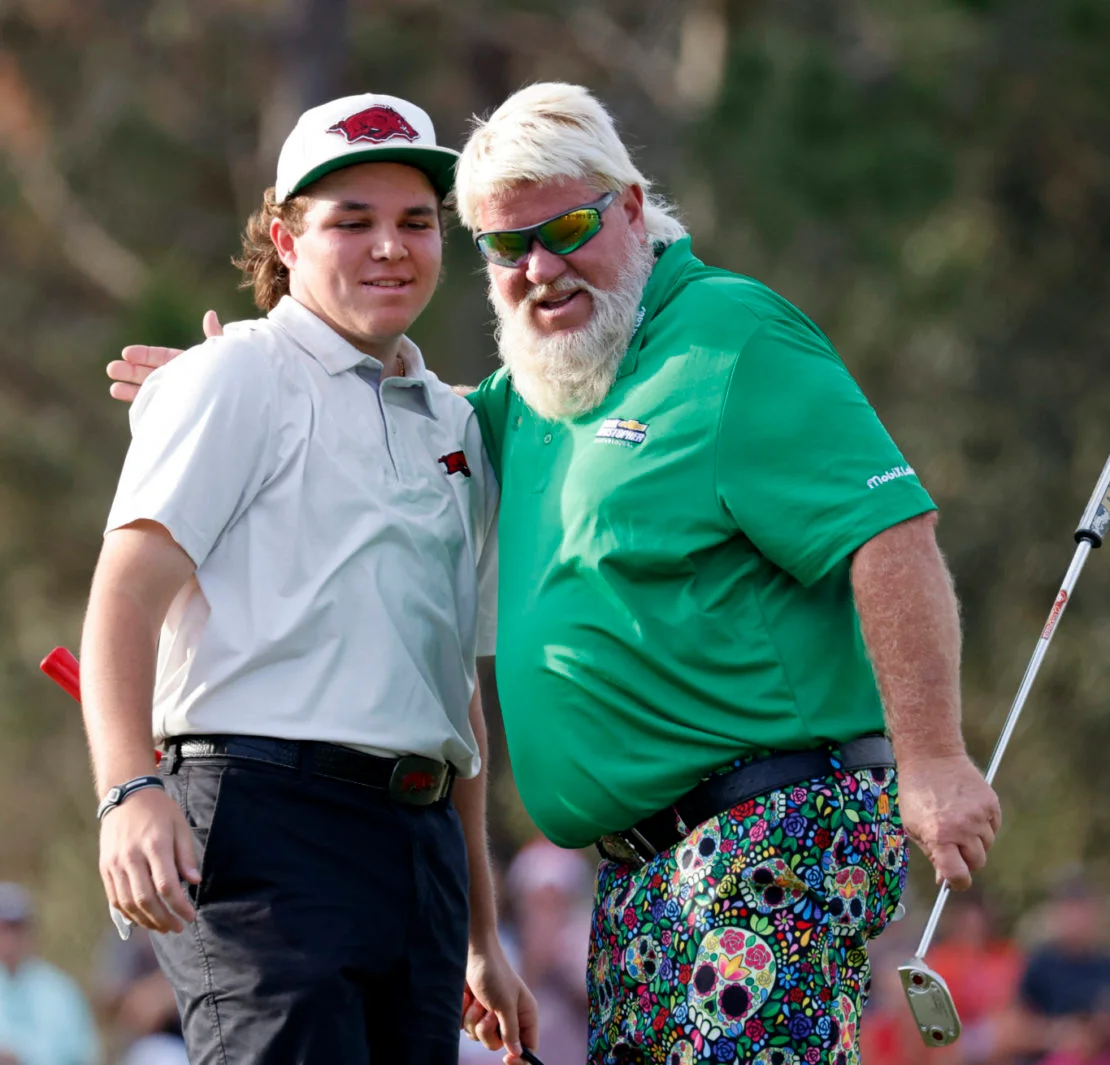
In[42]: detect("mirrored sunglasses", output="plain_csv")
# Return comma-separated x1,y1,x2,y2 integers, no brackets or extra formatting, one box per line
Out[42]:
474,191,618,267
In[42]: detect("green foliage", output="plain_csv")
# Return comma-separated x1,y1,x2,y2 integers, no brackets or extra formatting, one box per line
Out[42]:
2,0,1109,976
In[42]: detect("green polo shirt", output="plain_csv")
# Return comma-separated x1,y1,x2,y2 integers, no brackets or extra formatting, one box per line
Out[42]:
468,237,935,848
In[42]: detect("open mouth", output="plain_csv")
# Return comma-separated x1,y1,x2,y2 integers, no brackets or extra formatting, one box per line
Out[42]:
535,289,584,312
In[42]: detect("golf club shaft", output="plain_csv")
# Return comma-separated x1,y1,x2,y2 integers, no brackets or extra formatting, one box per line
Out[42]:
914,453,1110,961
980,539,1092,792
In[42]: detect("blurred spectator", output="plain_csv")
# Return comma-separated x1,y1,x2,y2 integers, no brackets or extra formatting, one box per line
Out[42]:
861,892,1025,1065
0,882,100,1065
1036,988,1110,1065
926,889,1025,1063
1012,874,1110,1064
860,922,940,1065
1037,1016,1110,1065
459,840,593,1065
93,928,185,1065
506,840,593,1065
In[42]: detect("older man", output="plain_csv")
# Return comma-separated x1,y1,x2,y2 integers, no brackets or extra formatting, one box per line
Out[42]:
111,83,999,1065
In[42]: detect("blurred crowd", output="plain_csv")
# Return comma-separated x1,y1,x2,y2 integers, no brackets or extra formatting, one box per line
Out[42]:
864,877,1110,1065
5,861,1110,1065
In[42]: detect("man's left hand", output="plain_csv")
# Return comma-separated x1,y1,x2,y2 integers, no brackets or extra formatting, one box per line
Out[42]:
896,751,1001,890
461,942,539,1065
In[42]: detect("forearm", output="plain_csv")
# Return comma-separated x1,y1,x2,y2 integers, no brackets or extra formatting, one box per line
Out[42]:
80,585,163,794
80,523,194,794
454,673,499,946
851,512,966,763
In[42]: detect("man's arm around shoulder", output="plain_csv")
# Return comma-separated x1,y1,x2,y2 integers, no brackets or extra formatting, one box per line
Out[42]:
851,511,1001,890
81,521,200,934
107,310,223,403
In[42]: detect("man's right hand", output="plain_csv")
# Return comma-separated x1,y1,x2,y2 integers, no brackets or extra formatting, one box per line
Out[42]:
107,309,223,402
896,750,1001,891
99,787,201,934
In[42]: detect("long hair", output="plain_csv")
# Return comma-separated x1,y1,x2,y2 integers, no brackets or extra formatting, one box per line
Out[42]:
454,82,687,246
231,187,309,311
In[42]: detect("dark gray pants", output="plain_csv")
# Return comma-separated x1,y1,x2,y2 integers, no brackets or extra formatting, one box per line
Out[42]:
152,755,469,1065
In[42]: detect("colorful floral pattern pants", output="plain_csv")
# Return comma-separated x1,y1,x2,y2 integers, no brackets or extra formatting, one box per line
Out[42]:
587,762,907,1065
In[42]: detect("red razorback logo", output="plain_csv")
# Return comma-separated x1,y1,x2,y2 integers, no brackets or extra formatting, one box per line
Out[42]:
438,450,472,477
401,770,439,794
327,106,419,144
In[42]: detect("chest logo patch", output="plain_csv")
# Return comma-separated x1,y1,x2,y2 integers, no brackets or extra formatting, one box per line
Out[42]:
595,418,648,447
438,450,472,477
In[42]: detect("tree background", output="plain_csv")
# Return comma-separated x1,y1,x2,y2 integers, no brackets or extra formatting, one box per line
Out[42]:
1,0,1109,987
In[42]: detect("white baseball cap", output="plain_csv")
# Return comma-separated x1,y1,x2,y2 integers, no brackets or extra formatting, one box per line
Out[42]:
274,93,459,203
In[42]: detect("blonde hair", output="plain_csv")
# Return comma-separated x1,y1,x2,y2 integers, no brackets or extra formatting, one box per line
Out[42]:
231,187,309,311
455,82,687,246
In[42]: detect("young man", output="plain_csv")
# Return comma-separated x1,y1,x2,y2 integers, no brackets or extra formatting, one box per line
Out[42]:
83,93,534,1065
110,83,1001,1064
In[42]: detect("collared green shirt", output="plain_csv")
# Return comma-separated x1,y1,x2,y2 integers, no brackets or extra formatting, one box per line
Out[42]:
469,237,935,848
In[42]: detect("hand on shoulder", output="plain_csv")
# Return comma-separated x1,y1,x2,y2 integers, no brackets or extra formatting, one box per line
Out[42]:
107,309,223,402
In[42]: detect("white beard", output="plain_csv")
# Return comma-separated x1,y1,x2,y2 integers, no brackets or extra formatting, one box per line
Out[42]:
489,235,656,422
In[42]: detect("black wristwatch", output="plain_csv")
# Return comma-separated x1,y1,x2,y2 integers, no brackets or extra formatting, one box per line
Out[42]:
96,775,166,821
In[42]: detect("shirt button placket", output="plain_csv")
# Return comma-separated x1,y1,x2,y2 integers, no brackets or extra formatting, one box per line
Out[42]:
529,422,557,493
387,419,403,479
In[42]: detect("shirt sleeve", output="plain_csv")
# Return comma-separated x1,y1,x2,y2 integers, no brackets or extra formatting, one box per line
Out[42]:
63,980,101,1065
32,967,100,1065
105,335,276,567
715,315,936,586
465,367,514,485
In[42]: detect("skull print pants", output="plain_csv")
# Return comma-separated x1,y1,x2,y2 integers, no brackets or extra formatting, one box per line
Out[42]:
587,760,907,1065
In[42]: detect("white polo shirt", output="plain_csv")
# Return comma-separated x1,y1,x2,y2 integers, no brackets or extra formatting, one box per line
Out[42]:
105,297,498,777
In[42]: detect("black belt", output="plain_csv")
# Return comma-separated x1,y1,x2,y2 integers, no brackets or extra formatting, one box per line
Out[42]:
596,734,895,868
166,735,456,806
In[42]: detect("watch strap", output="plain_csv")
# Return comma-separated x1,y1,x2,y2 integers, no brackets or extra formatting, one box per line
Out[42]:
96,775,166,821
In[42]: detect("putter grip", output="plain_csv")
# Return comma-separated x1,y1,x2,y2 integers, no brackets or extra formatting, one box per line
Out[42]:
40,646,162,766
41,646,81,701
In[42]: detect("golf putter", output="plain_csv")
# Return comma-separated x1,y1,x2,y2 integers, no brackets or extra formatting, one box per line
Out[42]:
900,452,1110,1047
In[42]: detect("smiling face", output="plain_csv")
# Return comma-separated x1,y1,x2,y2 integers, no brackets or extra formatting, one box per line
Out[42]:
272,161,442,360
477,177,656,421
478,177,647,336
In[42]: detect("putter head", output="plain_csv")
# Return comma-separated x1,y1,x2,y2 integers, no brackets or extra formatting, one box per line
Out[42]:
899,956,962,1047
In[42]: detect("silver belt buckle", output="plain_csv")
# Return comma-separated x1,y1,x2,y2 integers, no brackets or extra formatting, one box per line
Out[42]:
388,755,449,806
599,828,658,869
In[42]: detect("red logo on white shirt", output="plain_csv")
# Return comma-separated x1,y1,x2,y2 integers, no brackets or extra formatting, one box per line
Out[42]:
438,451,471,477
